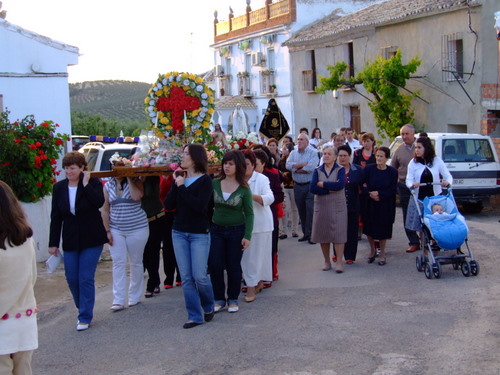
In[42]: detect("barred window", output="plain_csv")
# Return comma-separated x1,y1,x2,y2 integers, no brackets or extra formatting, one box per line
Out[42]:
442,33,463,81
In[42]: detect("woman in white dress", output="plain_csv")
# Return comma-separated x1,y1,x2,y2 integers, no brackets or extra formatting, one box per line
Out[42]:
0,181,38,375
241,150,274,302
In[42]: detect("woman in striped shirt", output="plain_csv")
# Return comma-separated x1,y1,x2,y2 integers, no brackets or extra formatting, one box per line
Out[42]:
102,176,148,311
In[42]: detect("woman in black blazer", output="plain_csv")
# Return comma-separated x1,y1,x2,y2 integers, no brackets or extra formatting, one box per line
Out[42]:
337,145,364,264
48,152,108,331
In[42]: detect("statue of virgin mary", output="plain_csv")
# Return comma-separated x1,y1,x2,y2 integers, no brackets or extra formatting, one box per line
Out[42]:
231,104,248,136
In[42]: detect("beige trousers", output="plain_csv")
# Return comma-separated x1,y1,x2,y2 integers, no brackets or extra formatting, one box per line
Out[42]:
0,351,33,375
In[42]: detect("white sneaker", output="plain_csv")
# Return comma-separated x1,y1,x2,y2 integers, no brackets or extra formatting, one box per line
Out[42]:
228,305,239,313
110,304,125,311
214,304,225,313
77,322,89,331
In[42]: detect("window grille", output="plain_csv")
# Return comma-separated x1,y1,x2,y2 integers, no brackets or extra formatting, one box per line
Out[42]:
442,33,463,81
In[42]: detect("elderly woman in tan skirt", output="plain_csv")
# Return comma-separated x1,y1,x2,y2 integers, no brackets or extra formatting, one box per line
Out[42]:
310,146,347,273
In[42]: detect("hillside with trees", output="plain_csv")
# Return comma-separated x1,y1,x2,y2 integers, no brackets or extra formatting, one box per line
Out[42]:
69,80,151,136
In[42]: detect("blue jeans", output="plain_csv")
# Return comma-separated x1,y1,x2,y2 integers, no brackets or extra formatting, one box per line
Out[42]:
63,245,103,324
172,230,214,323
208,223,245,306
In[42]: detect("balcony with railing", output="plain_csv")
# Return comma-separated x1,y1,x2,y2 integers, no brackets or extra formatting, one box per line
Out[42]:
237,73,252,97
219,75,232,97
214,0,296,43
260,70,276,95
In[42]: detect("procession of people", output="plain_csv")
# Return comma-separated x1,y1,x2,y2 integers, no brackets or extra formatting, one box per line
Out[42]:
1,121,454,375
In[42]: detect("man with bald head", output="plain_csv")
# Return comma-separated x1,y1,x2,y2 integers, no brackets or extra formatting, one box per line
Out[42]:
391,124,420,253
286,133,319,244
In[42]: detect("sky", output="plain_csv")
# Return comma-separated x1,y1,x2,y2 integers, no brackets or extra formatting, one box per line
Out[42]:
3,0,267,84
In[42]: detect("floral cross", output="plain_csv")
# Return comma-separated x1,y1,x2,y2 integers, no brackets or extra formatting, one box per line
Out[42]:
157,86,201,134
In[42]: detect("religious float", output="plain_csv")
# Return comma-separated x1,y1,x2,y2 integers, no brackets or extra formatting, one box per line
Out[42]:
90,72,221,178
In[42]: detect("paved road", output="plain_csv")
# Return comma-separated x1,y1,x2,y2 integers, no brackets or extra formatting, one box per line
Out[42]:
32,209,500,375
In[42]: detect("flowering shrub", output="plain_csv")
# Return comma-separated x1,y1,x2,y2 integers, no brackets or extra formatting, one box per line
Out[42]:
0,111,69,202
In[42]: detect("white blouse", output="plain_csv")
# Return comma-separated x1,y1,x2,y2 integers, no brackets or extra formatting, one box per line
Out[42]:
406,156,453,197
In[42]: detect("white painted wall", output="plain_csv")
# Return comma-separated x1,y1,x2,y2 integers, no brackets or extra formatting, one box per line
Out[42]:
0,19,79,261
0,19,78,139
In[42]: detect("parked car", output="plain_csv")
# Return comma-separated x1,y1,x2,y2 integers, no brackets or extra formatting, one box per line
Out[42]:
71,135,90,151
389,133,500,213
79,142,139,172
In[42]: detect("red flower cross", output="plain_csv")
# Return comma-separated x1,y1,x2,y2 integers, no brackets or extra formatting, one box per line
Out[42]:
156,86,201,134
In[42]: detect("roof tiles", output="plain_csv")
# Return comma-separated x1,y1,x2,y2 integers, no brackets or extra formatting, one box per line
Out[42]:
284,0,475,46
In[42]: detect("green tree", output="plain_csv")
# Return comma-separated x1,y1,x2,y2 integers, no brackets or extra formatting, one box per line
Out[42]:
316,50,421,139
71,111,147,137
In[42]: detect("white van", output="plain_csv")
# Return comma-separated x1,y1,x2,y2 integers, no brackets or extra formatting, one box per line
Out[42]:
389,133,500,213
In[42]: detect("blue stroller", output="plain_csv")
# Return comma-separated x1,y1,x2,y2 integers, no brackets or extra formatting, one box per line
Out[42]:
412,185,479,279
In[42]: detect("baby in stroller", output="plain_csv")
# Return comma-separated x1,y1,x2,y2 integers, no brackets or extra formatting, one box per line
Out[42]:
423,195,468,251
431,203,444,215
415,190,479,278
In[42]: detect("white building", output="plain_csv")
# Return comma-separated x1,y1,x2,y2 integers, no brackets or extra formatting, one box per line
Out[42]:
0,17,78,139
0,14,79,261
210,0,381,137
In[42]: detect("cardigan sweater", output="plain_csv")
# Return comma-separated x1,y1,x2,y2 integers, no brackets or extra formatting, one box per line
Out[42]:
0,238,38,354
164,174,213,234
406,157,453,197
211,179,254,240
49,176,108,251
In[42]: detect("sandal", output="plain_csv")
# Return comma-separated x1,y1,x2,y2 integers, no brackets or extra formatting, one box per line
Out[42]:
144,291,154,298
368,256,376,264
378,259,387,266
153,287,161,294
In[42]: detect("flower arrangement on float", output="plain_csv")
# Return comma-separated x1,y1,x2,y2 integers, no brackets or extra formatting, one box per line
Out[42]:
144,71,215,142
226,131,259,150
92,72,220,178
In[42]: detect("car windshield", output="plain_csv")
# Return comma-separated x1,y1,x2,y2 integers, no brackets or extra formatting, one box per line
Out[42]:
99,149,137,171
442,139,495,162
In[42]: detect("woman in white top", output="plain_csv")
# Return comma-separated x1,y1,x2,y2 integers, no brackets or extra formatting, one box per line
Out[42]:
0,181,38,375
405,136,453,232
241,150,275,302
309,127,323,149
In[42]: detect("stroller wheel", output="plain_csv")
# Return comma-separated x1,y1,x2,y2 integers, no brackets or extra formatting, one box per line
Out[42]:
470,260,480,276
461,261,471,277
432,262,442,279
424,263,433,279
416,256,424,272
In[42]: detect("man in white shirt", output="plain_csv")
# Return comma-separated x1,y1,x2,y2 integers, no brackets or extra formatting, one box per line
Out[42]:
345,128,360,151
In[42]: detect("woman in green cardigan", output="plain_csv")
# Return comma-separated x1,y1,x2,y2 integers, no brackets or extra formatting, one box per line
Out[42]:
209,150,254,313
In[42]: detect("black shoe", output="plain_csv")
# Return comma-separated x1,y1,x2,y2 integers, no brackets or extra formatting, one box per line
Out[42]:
183,321,203,329
298,236,309,242
204,310,215,322
279,234,288,240
308,240,316,245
